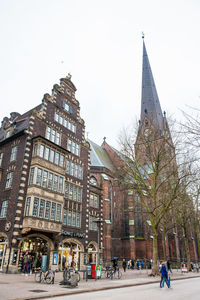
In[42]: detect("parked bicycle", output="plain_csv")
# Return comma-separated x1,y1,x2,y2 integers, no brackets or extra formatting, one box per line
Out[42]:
63,267,80,282
35,269,55,284
104,266,122,279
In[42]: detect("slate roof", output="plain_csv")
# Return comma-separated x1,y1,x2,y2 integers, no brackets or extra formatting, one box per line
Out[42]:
88,139,115,172
0,104,42,142
140,40,164,130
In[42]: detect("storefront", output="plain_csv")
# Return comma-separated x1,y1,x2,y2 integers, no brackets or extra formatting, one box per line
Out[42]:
0,237,7,271
19,236,50,272
58,238,84,271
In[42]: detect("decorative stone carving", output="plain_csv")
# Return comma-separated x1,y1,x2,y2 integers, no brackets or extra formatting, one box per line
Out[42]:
23,217,62,233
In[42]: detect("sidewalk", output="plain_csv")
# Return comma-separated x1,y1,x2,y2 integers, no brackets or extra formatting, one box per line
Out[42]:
1,268,200,300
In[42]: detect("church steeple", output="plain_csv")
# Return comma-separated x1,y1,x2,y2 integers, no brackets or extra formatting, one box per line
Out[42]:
140,38,163,131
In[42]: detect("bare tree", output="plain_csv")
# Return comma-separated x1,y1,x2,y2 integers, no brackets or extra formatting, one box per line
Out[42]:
117,120,195,275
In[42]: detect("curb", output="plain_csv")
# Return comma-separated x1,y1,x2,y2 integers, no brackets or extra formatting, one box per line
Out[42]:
12,275,200,300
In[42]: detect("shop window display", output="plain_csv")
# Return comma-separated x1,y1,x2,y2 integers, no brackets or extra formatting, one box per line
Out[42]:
19,237,49,273
58,242,81,271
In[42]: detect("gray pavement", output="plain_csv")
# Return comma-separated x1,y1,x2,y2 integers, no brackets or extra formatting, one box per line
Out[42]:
0,268,200,300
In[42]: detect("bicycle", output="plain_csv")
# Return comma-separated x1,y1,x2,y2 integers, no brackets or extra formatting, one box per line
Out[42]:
113,266,122,279
104,266,122,279
63,267,80,282
35,269,55,284
104,266,114,279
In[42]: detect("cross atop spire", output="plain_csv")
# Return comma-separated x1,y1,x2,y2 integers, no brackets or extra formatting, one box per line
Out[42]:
140,39,163,131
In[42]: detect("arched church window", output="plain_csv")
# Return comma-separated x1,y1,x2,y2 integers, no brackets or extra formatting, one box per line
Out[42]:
89,176,97,186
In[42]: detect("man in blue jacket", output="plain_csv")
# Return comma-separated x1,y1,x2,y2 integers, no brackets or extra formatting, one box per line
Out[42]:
160,262,170,288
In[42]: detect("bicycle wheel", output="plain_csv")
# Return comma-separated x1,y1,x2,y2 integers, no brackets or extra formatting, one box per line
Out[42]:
113,270,122,279
77,272,81,282
35,272,41,283
46,274,53,284
63,270,70,281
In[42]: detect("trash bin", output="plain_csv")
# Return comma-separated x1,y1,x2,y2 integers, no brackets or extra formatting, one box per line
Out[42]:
91,263,96,279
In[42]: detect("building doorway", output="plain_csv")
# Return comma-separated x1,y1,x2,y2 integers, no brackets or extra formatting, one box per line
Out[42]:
19,236,50,272
59,239,83,270
87,243,97,263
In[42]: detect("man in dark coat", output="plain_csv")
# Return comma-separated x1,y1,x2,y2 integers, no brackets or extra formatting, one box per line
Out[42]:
160,262,170,288
122,259,127,272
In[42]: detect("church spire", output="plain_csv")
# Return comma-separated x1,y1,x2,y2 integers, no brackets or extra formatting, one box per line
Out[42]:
140,38,163,130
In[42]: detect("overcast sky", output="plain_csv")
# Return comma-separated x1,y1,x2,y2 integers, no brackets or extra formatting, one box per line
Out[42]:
0,0,200,148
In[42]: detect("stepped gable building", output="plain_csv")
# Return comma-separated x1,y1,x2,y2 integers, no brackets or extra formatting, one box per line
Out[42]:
0,75,103,273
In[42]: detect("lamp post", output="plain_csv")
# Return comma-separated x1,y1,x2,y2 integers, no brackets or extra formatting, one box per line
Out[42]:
94,218,104,267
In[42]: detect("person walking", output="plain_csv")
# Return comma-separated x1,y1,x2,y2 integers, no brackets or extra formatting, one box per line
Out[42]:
160,262,170,288
128,259,131,269
141,260,144,270
131,259,135,270
167,260,172,273
122,259,127,272
136,260,140,270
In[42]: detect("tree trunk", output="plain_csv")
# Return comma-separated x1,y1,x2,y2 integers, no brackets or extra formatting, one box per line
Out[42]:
152,227,159,276
162,228,167,261
184,229,191,271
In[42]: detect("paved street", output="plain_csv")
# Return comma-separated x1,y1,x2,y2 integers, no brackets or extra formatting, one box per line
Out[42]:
0,269,200,300
49,277,200,300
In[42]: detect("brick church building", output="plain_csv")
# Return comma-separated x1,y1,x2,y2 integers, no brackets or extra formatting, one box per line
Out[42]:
0,40,198,273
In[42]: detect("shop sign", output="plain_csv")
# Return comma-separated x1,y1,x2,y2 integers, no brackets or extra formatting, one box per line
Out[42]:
61,229,85,238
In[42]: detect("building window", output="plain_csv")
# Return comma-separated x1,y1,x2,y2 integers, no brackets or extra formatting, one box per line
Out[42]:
67,139,80,156
63,208,81,228
58,177,63,193
55,112,76,133
29,168,35,185
36,168,43,185
39,144,65,168
0,200,8,218
44,147,50,160
66,160,83,179
45,201,51,219
0,153,4,167
35,168,64,193
5,172,13,189
62,101,72,114
38,199,45,218
33,144,38,156
46,126,61,145
51,203,56,221
49,149,55,163
89,216,98,231
89,193,99,208
65,182,82,202
10,145,18,162
89,176,97,186
56,204,61,222
32,197,39,217
25,197,31,216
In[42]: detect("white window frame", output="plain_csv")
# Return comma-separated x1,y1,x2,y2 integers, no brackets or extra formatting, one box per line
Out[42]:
5,172,13,189
10,145,18,162
0,200,8,218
